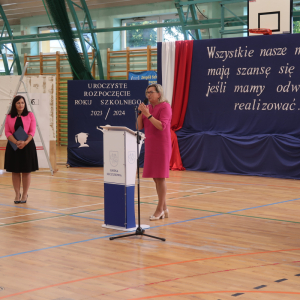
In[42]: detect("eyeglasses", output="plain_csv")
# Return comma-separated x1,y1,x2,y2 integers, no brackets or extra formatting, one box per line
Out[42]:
146,91,158,94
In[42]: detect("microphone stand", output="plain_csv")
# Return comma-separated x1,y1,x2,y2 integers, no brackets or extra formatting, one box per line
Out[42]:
110,106,165,241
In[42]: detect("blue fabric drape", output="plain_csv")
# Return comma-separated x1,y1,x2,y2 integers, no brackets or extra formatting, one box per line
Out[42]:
174,34,300,179
177,130,300,179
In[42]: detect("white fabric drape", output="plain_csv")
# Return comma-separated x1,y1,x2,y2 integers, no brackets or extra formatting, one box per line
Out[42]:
161,42,176,106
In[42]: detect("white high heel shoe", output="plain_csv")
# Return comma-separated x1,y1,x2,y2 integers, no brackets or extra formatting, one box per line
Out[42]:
149,211,165,221
164,209,169,218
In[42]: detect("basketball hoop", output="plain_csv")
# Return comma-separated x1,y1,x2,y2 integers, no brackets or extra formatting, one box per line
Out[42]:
249,28,272,35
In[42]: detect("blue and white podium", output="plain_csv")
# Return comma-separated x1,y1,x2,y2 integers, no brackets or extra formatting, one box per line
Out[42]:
101,126,149,231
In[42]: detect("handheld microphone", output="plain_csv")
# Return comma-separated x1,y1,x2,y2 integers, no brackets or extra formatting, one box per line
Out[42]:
138,98,148,114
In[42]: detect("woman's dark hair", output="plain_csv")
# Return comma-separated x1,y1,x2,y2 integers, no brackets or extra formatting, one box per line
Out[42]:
8,95,29,117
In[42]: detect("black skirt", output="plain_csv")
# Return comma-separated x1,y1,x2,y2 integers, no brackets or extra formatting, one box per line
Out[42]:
4,117,39,173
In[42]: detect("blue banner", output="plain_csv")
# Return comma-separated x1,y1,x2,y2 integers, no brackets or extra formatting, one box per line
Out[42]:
176,34,300,179
128,71,157,85
67,80,148,167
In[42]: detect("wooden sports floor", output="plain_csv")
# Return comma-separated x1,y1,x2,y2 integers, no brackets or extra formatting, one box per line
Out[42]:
0,146,299,300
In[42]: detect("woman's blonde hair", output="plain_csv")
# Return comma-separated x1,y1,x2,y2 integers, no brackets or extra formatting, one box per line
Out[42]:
146,84,169,103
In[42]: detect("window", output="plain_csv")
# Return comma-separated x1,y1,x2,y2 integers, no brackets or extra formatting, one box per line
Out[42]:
293,7,300,34
122,17,158,49
39,25,94,54
121,14,193,49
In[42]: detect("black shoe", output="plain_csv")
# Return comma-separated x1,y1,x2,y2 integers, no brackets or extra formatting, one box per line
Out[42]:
14,193,21,204
20,195,28,204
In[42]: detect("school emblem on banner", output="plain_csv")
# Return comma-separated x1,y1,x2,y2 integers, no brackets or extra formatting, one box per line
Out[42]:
75,132,89,148
128,151,136,164
109,151,119,167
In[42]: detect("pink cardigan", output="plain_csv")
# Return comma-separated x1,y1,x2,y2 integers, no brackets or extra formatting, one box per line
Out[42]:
5,112,36,138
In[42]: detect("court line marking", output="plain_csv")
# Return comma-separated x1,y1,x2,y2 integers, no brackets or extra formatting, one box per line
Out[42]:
3,171,300,191
31,174,104,183
1,177,197,194
0,215,69,226
133,185,218,192
1,193,299,228
1,170,105,180
0,209,104,227
129,291,300,299
0,186,225,206
0,183,104,198
35,175,103,181
0,197,300,258
0,203,104,222
28,174,224,193
0,203,104,220
0,182,234,204
160,189,234,201
0,190,300,228
0,194,299,230
8,172,237,190
58,170,104,177
0,213,104,228
0,186,10,190
154,203,300,224
0,175,236,198
1,196,298,228
170,173,300,190
0,248,299,299
0,186,257,224
107,261,300,296
148,196,300,228
136,188,234,200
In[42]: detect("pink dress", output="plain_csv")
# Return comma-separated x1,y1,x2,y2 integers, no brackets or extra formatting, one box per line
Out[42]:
142,102,172,178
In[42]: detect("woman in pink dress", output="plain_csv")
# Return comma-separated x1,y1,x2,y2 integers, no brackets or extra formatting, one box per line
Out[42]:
138,84,172,221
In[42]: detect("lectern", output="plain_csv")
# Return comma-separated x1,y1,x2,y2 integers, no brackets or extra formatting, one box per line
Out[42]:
101,126,147,231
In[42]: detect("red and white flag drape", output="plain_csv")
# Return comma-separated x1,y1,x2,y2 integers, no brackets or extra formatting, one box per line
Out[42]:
161,40,194,171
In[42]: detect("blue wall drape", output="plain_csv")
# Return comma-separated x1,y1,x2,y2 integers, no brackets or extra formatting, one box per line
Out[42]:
159,34,300,179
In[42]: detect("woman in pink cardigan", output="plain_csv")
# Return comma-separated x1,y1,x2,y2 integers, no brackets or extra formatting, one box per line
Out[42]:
4,95,38,204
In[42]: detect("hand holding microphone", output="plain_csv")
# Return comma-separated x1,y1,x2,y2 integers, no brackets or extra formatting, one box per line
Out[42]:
138,103,149,116
138,98,149,116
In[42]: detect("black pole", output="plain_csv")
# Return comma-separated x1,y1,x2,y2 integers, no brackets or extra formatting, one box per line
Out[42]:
109,106,165,241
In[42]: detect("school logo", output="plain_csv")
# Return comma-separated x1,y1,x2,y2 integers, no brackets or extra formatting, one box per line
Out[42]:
128,151,136,164
31,99,39,105
75,132,89,148
109,151,119,167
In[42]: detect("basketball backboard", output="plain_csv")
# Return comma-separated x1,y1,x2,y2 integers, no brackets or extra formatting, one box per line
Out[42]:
248,0,293,36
